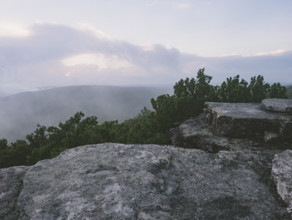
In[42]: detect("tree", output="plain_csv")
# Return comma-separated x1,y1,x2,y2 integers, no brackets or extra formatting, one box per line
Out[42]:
26,124,48,149
151,94,177,130
150,68,217,132
0,138,8,151
287,86,292,98
248,75,270,102
174,68,217,118
268,83,287,98
218,75,249,102
217,74,287,103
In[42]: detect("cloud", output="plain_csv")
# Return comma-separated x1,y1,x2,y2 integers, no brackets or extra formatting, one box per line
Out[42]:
175,3,191,9
62,53,133,70
245,50,288,57
0,22,31,37
77,23,111,40
0,23,291,95
145,2,158,7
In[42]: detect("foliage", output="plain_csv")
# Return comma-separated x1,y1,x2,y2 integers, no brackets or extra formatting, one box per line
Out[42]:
0,68,288,168
217,75,250,102
218,75,287,102
151,68,218,129
286,85,292,99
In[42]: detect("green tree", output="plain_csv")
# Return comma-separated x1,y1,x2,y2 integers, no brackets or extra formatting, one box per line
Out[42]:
151,68,216,130
248,75,270,102
0,140,29,168
151,94,177,131
217,75,249,102
119,107,168,144
217,74,287,103
268,83,287,98
26,124,48,149
0,138,8,151
287,86,292,98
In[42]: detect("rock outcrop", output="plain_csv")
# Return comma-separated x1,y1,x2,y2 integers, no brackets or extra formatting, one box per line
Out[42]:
175,99,292,151
204,101,292,142
262,98,292,113
0,166,28,219
272,150,292,216
0,143,290,219
1,99,292,219
171,98,292,218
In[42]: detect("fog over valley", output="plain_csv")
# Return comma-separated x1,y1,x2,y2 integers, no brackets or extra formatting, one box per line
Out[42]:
0,85,172,142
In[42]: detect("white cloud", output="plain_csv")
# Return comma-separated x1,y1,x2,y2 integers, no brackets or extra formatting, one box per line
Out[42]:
145,2,158,7
140,44,155,51
0,22,31,37
62,53,133,70
176,3,191,9
77,23,110,39
249,50,288,57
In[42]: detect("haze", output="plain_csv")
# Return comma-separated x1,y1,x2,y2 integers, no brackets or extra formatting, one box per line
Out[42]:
0,0,292,96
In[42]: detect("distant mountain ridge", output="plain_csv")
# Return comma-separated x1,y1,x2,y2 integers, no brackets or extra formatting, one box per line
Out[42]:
0,85,172,142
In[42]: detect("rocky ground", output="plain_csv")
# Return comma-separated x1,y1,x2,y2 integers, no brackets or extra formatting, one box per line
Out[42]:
1,99,292,219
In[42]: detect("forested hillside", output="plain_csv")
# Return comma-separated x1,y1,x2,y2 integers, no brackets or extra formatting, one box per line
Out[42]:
0,85,172,142
0,69,288,168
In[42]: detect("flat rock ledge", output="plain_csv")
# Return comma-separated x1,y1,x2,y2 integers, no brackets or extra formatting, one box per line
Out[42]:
262,99,292,113
173,101,292,152
204,101,292,142
0,143,290,219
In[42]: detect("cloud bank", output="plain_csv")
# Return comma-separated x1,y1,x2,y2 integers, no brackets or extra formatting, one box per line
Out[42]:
0,23,291,95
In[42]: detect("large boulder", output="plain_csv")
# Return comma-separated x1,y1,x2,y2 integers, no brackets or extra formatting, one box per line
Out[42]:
272,150,292,218
173,115,265,153
204,102,292,142
0,143,289,219
262,99,292,113
173,103,292,152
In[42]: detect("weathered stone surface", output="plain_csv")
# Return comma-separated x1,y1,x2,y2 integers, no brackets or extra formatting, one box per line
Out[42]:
204,102,292,142
272,150,292,217
262,99,292,113
0,143,289,219
174,115,266,153
0,166,28,220
173,114,291,153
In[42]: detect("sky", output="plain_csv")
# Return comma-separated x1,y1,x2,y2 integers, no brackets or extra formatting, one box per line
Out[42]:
0,0,292,95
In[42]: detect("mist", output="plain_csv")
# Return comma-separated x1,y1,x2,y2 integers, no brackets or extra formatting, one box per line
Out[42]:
0,85,173,142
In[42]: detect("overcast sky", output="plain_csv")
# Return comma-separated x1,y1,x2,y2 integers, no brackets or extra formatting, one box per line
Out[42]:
0,0,292,95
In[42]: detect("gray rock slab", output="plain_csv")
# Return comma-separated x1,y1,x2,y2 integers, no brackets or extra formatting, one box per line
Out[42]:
204,102,292,142
174,115,278,152
272,150,292,218
262,99,292,113
0,166,28,220
0,143,288,219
